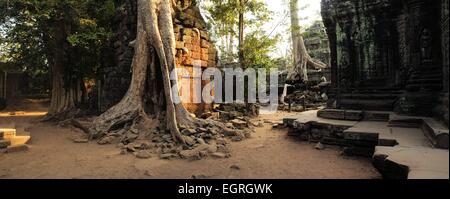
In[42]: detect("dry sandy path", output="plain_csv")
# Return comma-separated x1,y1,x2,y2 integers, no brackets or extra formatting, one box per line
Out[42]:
0,104,381,179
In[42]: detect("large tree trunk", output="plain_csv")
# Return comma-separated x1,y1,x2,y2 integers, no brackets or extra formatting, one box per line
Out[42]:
44,21,85,121
238,0,245,68
287,0,327,82
91,0,226,145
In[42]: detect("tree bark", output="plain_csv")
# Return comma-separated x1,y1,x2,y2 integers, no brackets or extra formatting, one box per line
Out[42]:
92,0,223,145
44,21,85,121
287,0,327,82
238,0,245,68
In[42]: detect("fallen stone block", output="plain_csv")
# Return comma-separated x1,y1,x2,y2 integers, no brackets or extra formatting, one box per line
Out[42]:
211,152,227,159
231,119,247,129
421,118,449,149
372,152,409,179
135,150,152,159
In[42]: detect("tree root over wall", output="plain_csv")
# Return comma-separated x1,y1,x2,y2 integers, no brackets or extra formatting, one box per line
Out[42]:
83,0,241,156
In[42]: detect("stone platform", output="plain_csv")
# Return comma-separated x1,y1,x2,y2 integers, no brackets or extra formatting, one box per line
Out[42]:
0,123,31,153
284,110,449,179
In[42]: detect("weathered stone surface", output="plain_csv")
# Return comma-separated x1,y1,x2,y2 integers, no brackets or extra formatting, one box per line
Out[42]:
211,152,227,159
183,136,196,146
179,144,210,160
344,110,363,121
230,119,247,129
0,140,11,149
136,150,152,159
317,109,345,120
322,0,447,116
343,131,379,142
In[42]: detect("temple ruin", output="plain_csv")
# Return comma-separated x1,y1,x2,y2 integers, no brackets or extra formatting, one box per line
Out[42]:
282,0,449,179
321,0,448,123
98,0,216,115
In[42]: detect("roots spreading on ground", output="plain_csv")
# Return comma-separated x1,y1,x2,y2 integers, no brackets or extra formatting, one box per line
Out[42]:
62,0,253,160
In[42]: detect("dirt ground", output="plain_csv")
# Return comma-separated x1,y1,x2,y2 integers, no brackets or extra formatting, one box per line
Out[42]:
0,100,381,179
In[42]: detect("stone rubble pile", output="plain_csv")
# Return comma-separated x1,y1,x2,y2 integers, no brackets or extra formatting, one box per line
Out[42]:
280,82,331,112
74,104,258,161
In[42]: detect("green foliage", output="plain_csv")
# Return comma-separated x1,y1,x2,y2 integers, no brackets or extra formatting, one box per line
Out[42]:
204,0,279,69
0,0,117,82
242,30,280,70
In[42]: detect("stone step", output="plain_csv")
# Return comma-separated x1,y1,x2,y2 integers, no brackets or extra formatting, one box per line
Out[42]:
317,109,363,121
340,99,395,111
373,146,449,179
340,93,400,100
318,109,392,122
343,130,379,142
389,116,449,149
421,118,449,149
0,127,31,151
363,111,391,122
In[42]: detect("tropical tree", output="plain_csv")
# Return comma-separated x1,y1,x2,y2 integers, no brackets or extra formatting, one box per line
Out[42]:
92,0,232,145
0,0,116,120
287,0,326,82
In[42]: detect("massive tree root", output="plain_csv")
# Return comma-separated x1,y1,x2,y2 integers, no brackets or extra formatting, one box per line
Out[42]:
287,0,327,83
286,37,327,82
91,0,227,146
43,74,86,122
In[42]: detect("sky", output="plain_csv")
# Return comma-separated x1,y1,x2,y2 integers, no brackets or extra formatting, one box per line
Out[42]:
201,0,323,59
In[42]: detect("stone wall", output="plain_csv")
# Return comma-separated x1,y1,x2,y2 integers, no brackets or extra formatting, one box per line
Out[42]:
321,0,447,120
173,1,217,115
99,0,217,115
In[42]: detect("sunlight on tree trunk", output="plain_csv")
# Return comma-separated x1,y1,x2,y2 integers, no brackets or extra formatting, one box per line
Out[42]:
287,0,327,83
91,0,229,145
